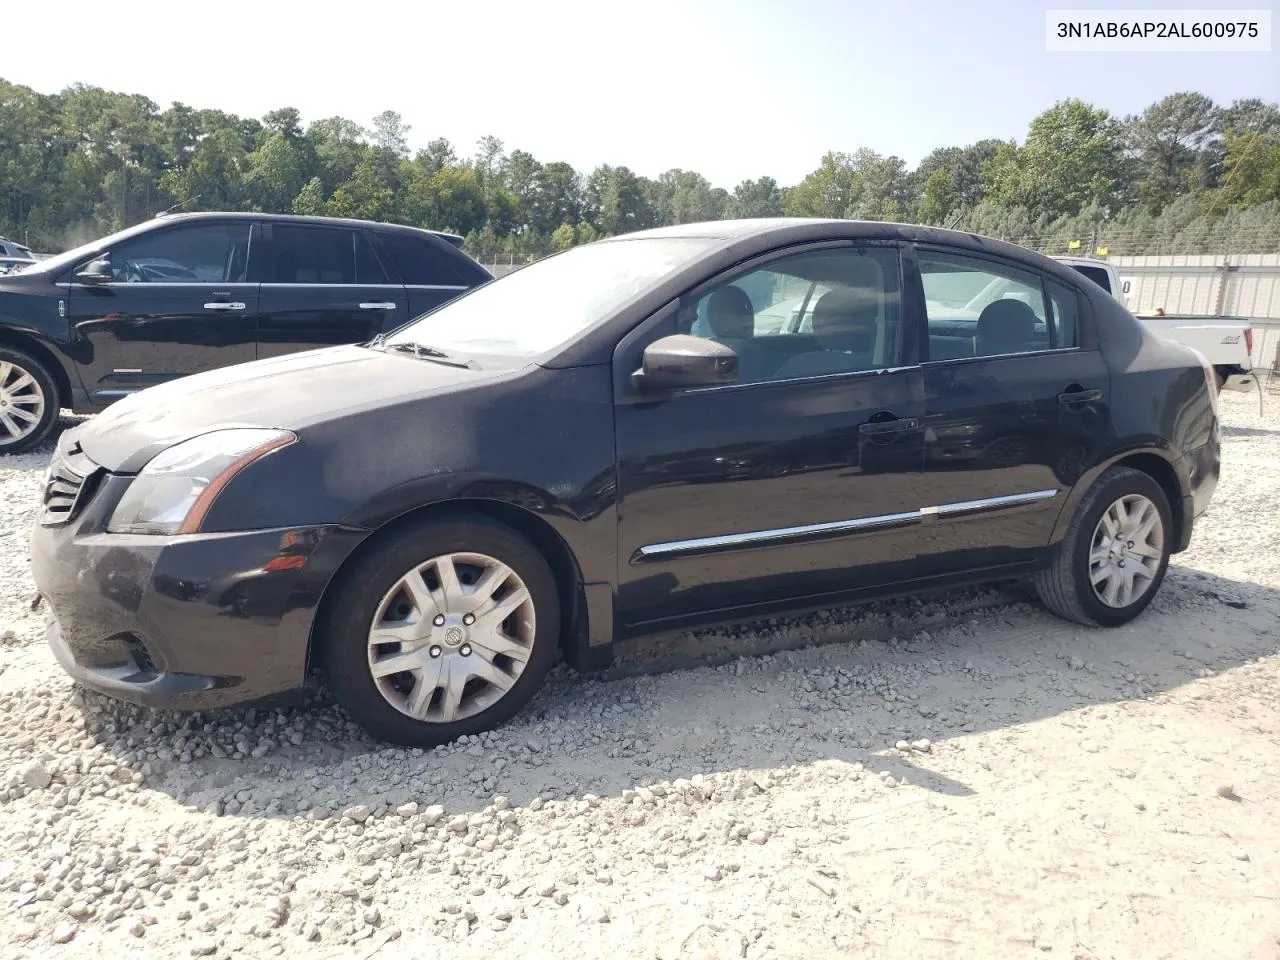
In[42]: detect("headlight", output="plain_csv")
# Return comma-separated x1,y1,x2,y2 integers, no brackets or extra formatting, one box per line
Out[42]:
106,428,296,535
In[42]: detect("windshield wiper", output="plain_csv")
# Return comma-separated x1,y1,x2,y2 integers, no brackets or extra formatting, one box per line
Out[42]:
387,341,476,368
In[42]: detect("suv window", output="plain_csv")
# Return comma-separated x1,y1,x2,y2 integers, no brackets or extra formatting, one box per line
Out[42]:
1068,264,1111,294
919,250,1062,359
267,225,360,284
105,223,251,283
679,245,902,385
356,233,390,284
377,232,465,286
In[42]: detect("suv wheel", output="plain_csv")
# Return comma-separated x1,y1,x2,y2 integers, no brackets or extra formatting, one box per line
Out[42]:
1034,466,1173,627
0,347,59,455
319,513,560,747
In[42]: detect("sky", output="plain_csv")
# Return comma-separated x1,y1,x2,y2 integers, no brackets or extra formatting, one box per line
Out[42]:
5,0,1278,187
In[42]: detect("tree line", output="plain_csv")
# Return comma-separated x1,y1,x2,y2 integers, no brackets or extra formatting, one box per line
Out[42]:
2,78,1278,259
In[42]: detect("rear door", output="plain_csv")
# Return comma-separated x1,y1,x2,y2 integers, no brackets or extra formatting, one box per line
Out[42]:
64,220,257,404
256,223,408,359
912,245,1112,576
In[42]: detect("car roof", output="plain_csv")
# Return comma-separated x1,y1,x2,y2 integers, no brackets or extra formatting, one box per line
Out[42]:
152,211,463,244
600,217,1077,275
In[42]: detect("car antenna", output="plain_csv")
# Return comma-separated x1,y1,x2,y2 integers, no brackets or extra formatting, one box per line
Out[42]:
155,194,203,218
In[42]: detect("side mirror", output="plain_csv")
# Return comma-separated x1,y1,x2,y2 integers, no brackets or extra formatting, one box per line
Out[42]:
1122,280,1131,294
74,257,113,285
633,334,738,391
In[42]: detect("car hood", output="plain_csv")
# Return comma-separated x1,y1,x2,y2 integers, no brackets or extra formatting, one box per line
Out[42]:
75,345,515,473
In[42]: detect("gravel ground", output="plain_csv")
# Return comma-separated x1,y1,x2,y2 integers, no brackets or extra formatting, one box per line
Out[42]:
1,392,1278,960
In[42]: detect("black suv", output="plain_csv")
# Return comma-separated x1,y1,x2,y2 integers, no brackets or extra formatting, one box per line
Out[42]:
0,212,491,452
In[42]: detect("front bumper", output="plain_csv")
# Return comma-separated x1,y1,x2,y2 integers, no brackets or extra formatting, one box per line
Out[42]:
30,442,362,711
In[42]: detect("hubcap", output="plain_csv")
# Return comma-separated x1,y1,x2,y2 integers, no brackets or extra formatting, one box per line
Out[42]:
1089,494,1164,609
0,361,45,444
366,551,535,723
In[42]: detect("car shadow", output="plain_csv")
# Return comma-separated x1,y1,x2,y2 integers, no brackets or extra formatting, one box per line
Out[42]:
64,561,1280,822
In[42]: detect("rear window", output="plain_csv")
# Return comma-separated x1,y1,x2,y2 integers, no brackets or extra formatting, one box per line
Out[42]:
1069,264,1111,294
377,233,466,287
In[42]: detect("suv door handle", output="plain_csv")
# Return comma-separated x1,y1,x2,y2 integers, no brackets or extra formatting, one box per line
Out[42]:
859,417,919,436
203,301,246,311
1058,388,1101,406
359,302,398,310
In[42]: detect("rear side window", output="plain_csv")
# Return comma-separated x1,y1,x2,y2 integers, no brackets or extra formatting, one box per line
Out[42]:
377,233,465,286
1069,264,1111,294
269,225,355,284
1046,279,1081,348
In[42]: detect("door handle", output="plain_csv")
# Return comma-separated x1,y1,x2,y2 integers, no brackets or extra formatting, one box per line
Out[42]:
1058,388,1101,406
859,417,919,436
203,302,246,311
359,302,398,310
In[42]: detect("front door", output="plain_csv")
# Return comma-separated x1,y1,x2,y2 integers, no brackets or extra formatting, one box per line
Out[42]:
65,221,257,404
613,242,929,629
912,245,1113,576
256,223,409,359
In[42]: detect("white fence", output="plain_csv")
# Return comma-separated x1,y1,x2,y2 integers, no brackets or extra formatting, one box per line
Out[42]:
1113,254,1280,321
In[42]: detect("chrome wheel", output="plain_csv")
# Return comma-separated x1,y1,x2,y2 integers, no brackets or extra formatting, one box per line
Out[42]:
1089,494,1164,608
366,551,536,723
0,360,45,444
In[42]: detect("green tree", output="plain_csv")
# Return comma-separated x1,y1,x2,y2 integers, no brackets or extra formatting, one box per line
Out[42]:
550,223,576,251
785,152,858,218
918,169,960,224
988,99,1128,218
1126,92,1217,210
726,177,783,218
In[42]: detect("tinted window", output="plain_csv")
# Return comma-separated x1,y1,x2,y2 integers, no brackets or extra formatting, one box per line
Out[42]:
680,246,902,385
1069,264,1111,294
356,233,391,284
106,223,251,283
377,233,464,286
1046,279,1080,348
270,226,355,284
919,250,1051,359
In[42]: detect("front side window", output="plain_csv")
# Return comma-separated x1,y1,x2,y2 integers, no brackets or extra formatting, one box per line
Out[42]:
383,237,716,359
919,250,1061,359
269,226,356,284
680,246,902,385
105,223,251,283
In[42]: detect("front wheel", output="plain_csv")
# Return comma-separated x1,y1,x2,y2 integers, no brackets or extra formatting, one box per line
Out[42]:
318,513,560,747
0,347,59,455
1034,466,1173,627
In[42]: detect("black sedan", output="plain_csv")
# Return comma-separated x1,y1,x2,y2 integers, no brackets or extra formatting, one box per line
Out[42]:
29,218,1221,746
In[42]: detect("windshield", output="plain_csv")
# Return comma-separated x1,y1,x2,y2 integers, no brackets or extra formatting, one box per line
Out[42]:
383,237,716,359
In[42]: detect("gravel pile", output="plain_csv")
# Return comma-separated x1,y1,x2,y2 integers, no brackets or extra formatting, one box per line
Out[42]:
1,395,1278,959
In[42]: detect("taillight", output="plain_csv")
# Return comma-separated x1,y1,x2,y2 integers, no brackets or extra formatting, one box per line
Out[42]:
1245,327,1253,358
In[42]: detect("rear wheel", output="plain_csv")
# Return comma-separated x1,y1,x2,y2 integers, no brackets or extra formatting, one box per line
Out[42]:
318,513,560,747
1034,466,1172,627
0,347,59,455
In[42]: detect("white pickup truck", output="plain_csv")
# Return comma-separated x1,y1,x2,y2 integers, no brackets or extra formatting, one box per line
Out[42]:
1053,255,1257,393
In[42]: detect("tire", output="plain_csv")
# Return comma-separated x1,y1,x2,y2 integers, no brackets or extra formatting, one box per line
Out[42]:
318,512,560,747
0,346,60,455
1034,466,1173,627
